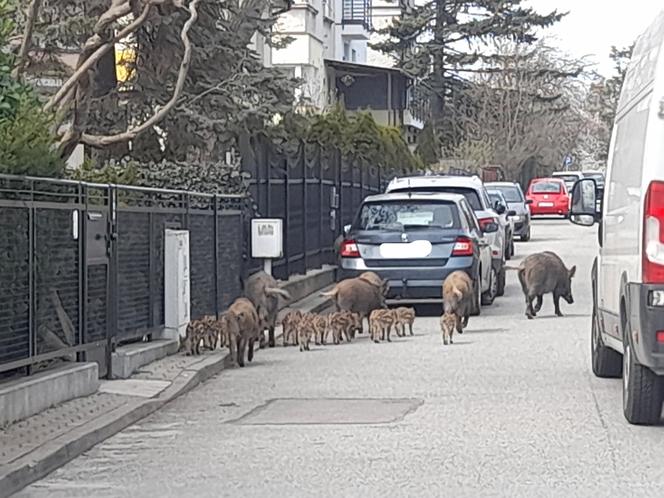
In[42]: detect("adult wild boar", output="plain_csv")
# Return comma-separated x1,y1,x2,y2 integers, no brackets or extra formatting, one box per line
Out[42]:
442,271,474,335
242,271,292,348
515,251,576,319
225,298,261,367
321,277,386,333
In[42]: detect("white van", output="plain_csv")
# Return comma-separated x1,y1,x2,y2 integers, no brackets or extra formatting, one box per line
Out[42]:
570,11,664,425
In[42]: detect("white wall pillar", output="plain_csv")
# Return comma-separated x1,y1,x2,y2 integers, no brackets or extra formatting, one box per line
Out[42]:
161,229,191,342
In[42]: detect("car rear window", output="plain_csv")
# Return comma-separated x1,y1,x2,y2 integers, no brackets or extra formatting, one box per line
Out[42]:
531,182,561,194
389,186,482,210
355,201,460,231
491,186,523,202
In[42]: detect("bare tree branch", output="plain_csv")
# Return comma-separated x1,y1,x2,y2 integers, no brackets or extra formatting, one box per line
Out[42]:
76,0,201,149
12,0,42,79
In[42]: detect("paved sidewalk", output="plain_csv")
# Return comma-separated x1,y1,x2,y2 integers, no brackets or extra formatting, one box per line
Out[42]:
0,288,333,498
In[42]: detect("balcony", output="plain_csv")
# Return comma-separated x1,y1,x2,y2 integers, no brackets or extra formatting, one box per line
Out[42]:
342,0,372,38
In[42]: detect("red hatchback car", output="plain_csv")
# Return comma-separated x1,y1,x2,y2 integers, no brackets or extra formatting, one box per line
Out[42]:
526,178,570,217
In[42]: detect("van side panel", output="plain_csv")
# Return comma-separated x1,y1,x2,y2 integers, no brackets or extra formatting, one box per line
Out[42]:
599,94,651,318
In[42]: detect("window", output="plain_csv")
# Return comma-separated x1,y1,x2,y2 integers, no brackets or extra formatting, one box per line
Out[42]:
531,182,562,194
390,186,482,211
351,49,357,62
459,200,480,232
491,186,523,203
355,201,461,231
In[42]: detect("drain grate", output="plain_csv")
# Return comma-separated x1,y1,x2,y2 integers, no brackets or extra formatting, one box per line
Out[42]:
230,398,422,425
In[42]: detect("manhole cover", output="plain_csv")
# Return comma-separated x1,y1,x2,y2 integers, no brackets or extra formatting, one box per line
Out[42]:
231,398,422,425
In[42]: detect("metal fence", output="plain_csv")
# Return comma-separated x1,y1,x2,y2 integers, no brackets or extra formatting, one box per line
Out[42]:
242,138,400,280
0,175,244,379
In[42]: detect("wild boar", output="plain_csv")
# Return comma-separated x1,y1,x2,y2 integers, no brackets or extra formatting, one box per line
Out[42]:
226,297,261,367
357,271,389,297
440,312,457,345
515,251,576,319
369,309,396,343
442,271,474,334
242,271,292,348
320,277,386,333
281,309,303,347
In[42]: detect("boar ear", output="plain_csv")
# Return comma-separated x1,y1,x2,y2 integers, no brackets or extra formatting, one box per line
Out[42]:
569,266,577,279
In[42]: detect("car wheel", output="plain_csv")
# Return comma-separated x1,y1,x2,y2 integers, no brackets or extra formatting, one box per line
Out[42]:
470,271,481,316
520,226,531,242
481,266,497,306
622,340,664,425
496,267,506,297
591,304,622,378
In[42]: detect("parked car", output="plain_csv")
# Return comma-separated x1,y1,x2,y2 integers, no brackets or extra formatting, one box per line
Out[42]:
485,181,532,241
552,171,584,193
526,178,570,218
568,12,664,425
582,170,605,213
385,175,506,299
487,189,515,261
339,192,494,313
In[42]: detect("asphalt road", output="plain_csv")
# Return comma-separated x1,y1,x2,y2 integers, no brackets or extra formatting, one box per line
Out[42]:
17,220,664,497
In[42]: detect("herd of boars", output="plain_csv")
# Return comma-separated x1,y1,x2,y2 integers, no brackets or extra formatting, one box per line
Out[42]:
181,250,576,363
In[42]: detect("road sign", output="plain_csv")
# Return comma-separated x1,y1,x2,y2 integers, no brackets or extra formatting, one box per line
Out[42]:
563,155,574,170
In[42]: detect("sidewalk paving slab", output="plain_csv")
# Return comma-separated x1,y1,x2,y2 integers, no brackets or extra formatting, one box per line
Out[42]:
0,286,333,498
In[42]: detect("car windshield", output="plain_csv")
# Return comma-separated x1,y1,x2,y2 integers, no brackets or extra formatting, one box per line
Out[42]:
391,186,482,210
553,174,580,183
531,182,561,194
583,172,605,184
355,201,460,231
490,186,522,202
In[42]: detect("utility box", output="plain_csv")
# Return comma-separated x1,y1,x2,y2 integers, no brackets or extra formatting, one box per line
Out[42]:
163,229,190,341
251,218,284,259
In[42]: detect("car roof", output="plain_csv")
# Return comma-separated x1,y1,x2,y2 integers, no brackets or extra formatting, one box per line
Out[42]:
387,175,484,191
531,177,565,183
552,171,583,176
362,192,467,204
485,182,519,187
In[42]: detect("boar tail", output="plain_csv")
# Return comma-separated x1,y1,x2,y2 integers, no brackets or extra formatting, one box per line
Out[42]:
503,264,523,271
320,287,339,298
265,287,292,301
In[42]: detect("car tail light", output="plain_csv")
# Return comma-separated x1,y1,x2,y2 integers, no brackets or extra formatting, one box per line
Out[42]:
657,331,664,344
452,237,474,257
340,239,360,258
478,216,498,231
642,181,664,284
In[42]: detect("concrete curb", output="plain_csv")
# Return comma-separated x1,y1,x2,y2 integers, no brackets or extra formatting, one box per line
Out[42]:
0,289,335,498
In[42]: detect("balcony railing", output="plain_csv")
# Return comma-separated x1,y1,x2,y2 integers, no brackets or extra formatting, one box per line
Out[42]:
342,0,372,30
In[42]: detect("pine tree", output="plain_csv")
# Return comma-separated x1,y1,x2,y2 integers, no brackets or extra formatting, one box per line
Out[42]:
374,0,564,160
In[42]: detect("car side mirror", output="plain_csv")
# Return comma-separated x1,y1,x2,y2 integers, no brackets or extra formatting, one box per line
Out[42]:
482,222,499,234
525,199,533,205
495,203,506,215
570,178,597,226
507,210,517,217
343,224,351,236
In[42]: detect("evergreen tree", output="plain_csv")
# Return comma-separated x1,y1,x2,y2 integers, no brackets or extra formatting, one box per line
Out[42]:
374,0,563,160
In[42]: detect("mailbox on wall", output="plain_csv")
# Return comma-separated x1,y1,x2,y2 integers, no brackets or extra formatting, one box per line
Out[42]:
251,218,284,259
251,219,283,276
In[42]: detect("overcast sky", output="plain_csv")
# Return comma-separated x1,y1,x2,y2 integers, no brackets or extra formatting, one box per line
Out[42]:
526,0,663,76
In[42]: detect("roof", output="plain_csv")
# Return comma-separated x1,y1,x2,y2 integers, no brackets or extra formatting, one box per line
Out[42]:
362,192,467,204
386,175,484,191
485,181,520,187
324,59,409,79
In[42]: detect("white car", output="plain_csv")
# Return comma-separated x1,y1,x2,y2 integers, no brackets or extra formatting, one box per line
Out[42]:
569,10,664,425
386,175,506,301
487,189,515,262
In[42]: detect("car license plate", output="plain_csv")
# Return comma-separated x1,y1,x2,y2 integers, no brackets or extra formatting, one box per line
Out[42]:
539,202,554,207
379,240,432,259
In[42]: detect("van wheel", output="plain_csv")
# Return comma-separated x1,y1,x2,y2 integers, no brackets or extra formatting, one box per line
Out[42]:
481,267,497,306
622,341,664,425
591,304,621,378
496,267,506,297
520,227,531,242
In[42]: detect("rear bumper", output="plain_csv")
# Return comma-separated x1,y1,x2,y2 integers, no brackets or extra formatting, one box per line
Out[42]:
339,256,478,300
626,283,664,375
530,204,569,216
513,220,530,236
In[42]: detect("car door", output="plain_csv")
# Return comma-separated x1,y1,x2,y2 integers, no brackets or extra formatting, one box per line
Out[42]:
460,199,491,292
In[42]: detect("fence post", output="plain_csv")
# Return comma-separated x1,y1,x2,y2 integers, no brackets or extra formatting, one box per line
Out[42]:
318,150,323,267
107,184,119,379
285,156,290,277
27,180,36,375
302,142,308,271
213,195,220,318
